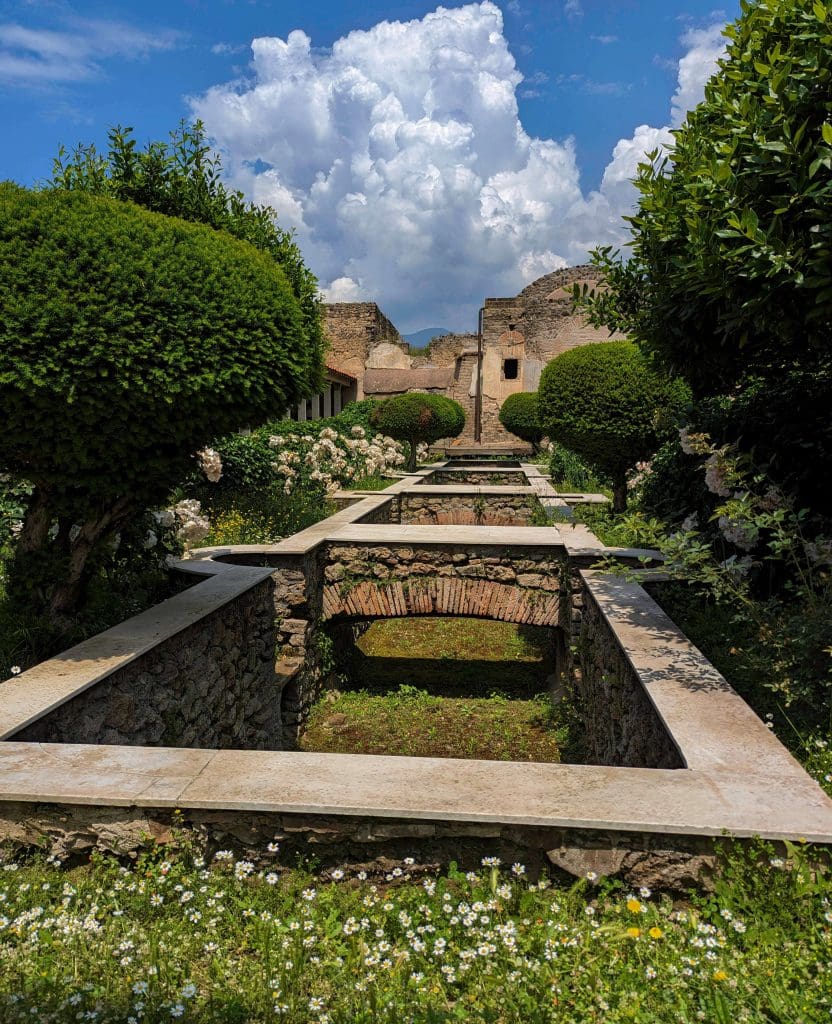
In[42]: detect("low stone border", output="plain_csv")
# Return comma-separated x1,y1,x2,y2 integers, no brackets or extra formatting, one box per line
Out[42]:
1,460,830,886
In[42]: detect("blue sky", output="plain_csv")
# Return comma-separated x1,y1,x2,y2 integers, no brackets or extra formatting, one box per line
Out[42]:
0,0,738,331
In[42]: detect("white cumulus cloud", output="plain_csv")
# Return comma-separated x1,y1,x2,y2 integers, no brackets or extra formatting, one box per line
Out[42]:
671,24,727,127
192,3,726,331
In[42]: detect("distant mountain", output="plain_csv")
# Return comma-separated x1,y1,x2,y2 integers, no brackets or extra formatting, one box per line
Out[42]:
403,327,452,349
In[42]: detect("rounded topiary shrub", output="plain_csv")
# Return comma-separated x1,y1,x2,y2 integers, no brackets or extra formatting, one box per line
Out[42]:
371,393,465,470
538,341,689,511
498,392,544,450
0,183,321,618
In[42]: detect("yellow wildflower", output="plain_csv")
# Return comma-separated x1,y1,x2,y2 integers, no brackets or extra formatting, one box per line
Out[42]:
626,898,642,913
649,927,663,939
713,970,728,982
627,927,641,938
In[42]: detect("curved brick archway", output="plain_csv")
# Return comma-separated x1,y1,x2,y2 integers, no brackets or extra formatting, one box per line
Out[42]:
322,576,560,627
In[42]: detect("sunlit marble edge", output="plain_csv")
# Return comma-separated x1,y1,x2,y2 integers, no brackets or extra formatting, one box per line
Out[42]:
1,743,831,843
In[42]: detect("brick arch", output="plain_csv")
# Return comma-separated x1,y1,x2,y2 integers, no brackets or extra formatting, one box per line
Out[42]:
322,576,559,627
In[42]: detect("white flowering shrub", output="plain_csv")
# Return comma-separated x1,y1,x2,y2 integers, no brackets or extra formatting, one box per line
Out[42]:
196,448,223,484
268,425,406,496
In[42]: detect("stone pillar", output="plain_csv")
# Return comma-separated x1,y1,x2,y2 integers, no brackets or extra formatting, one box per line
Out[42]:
323,385,333,418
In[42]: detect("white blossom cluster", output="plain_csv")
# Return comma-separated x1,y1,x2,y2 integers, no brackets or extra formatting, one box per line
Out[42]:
197,448,223,484
166,500,211,549
267,425,407,496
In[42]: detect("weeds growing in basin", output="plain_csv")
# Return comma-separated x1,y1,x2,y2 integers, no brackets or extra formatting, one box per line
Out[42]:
0,839,829,1022
303,618,568,761
300,685,567,762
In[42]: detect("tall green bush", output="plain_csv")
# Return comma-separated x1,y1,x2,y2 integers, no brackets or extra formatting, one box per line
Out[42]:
538,342,689,512
50,121,324,382
0,184,317,620
371,393,465,470
577,1,832,512
580,2,832,392
498,392,544,450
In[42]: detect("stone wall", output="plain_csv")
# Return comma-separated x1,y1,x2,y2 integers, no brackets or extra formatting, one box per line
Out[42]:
421,470,525,485
14,578,282,750
572,582,683,769
0,801,717,890
397,492,539,526
321,542,564,627
412,333,478,368
323,303,409,396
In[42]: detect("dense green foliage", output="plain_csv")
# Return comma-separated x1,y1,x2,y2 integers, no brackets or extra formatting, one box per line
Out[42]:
371,393,465,470
498,391,545,449
538,342,688,511
49,121,324,383
580,1,832,393
189,402,383,505
578,0,832,513
0,184,315,618
1,841,831,1023
548,445,609,494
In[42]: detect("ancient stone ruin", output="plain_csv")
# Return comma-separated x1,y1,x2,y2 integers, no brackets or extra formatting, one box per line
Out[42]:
1,463,830,887
322,265,624,448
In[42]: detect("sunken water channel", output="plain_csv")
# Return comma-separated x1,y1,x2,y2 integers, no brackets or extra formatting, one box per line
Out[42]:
299,617,571,763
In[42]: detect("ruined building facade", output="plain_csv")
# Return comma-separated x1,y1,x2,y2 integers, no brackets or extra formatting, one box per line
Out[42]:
321,265,622,447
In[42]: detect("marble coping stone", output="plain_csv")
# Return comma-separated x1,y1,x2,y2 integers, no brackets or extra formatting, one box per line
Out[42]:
420,466,527,475
0,560,274,741
1,742,831,842
580,571,811,781
393,485,538,496
324,523,569,547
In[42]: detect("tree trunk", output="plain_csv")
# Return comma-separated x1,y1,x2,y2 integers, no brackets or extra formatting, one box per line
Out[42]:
406,441,418,473
612,473,628,515
47,496,134,623
16,485,54,554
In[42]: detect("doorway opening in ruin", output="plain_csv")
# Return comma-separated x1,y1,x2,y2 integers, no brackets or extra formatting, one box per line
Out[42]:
299,617,573,763
503,358,519,380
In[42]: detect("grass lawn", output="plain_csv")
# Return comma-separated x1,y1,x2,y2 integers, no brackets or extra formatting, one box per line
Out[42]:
0,841,829,1023
300,618,566,761
347,617,553,698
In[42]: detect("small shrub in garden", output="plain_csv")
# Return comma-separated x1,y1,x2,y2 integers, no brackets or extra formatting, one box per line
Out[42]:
498,392,544,450
538,342,689,512
179,423,409,547
371,393,466,470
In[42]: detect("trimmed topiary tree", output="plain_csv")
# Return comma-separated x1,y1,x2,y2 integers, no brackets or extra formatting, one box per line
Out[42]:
0,183,321,621
371,393,465,471
537,341,689,512
499,392,544,451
